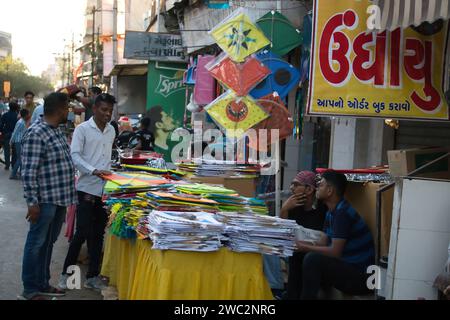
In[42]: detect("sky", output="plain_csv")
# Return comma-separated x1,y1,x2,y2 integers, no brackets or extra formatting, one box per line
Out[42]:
0,0,86,76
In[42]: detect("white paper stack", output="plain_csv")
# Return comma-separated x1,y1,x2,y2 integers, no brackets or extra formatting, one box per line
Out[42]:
141,210,225,252
215,212,299,257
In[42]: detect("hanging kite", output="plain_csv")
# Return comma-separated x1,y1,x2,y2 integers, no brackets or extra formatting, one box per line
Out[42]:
256,11,303,57
250,50,300,100
248,92,294,151
205,90,269,137
206,53,270,96
209,9,271,62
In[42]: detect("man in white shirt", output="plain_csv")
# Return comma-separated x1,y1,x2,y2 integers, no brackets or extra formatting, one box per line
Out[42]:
58,93,116,291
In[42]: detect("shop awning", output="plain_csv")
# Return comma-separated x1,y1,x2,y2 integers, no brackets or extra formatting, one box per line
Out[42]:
109,64,148,77
372,0,450,31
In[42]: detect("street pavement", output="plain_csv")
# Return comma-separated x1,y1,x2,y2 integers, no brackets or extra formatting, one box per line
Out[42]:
0,162,102,300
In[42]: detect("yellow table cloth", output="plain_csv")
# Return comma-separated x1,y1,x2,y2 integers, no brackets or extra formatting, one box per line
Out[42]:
101,234,273,300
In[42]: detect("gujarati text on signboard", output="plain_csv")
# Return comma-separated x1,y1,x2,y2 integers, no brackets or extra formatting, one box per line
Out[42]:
124,31,187,63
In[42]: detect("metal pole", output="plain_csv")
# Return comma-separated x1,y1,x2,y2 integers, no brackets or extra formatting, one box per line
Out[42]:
275,142,281,217
112,0,119,120
62,55,66,86
91,5,96,87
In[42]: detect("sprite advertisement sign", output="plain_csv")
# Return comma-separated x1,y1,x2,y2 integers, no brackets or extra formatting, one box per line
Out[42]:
147,61,187,162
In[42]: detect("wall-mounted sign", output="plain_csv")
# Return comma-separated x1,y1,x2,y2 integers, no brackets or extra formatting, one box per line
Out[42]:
307,0,450,121
3,81,10,98
124,31,187,63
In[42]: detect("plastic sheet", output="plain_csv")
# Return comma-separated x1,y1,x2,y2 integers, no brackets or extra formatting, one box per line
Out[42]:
344,174,394,184
193,55,216,105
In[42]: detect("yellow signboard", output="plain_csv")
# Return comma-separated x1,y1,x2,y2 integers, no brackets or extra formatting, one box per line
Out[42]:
307,0,450,121
3,81,10,98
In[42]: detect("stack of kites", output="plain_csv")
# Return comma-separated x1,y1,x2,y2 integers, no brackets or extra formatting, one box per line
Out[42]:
102,171,177,195
215,211,299,257
107,202,150,239
120,164,186,181
137,210,225,252
103,178,270,241
173,184,268,215
176,159,260,178
203,8,300,149
102,171,178,238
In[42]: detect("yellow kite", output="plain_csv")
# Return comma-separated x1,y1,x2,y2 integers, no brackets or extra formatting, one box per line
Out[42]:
209,10,270,62
205,91,269,137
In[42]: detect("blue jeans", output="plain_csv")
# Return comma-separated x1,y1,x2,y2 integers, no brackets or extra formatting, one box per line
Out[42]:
22,204,66,298
11,142,21,178
263,254,284,290
3,135,11,168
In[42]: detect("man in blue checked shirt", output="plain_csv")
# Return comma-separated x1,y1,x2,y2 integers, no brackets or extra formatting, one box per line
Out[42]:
295,170,375,299
19,92,77,300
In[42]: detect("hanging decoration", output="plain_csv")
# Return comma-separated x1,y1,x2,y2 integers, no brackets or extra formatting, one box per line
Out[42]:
209,9,271,63
250,50,300,100
193,55,216,105
205,90,269,137
248,92,294,151
206,53,270,96
299,13,312,84
256,11,303,57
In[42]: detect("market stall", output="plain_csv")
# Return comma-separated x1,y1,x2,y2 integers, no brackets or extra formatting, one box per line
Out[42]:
101,235,272,300
98,166,298,300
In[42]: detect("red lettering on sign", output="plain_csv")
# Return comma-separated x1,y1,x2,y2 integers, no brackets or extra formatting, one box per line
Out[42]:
390,28,401,87
317,10,443,112
352,31,387,86
405,40,441,111
319,10,356,85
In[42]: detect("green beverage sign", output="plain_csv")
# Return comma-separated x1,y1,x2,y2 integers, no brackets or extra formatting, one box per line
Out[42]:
147,61,187,162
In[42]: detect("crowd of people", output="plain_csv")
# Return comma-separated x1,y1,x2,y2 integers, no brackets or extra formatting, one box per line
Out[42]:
1,87,376,301
0,86,163,300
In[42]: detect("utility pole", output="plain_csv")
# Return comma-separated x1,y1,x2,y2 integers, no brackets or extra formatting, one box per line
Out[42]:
112,0,119,120
90,5,96,87
71,32,75,84
62,55,66,86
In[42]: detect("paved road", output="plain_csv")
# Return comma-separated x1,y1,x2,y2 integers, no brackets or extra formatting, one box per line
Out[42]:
0,162,101,300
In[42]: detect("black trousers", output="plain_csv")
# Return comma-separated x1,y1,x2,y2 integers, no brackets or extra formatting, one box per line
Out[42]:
62,191,108,279
287,252,307,299
301,252,372,299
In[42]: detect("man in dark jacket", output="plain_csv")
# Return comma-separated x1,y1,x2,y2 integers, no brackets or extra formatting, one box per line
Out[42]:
0,101,19,169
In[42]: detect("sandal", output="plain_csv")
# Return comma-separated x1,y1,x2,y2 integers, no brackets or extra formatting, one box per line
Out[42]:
17,294,50,300
38,286,66,297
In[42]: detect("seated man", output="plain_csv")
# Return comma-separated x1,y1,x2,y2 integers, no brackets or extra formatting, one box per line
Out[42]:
280,171,326,300
296,170,375,299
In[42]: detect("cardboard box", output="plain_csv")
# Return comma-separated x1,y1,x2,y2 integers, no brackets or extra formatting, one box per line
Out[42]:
345,182,394,258
188,176,258,197
388,147,450,178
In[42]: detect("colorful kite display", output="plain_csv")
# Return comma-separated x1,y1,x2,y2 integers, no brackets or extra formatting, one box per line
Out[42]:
248,92,294,151
250,50,300,100
205,90,269,137
256,11,302,56
209,9,270,62
206,53,270,96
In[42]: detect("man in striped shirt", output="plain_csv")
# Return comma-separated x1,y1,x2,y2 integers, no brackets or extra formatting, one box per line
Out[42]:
20,92,77,300
295,170,375,299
